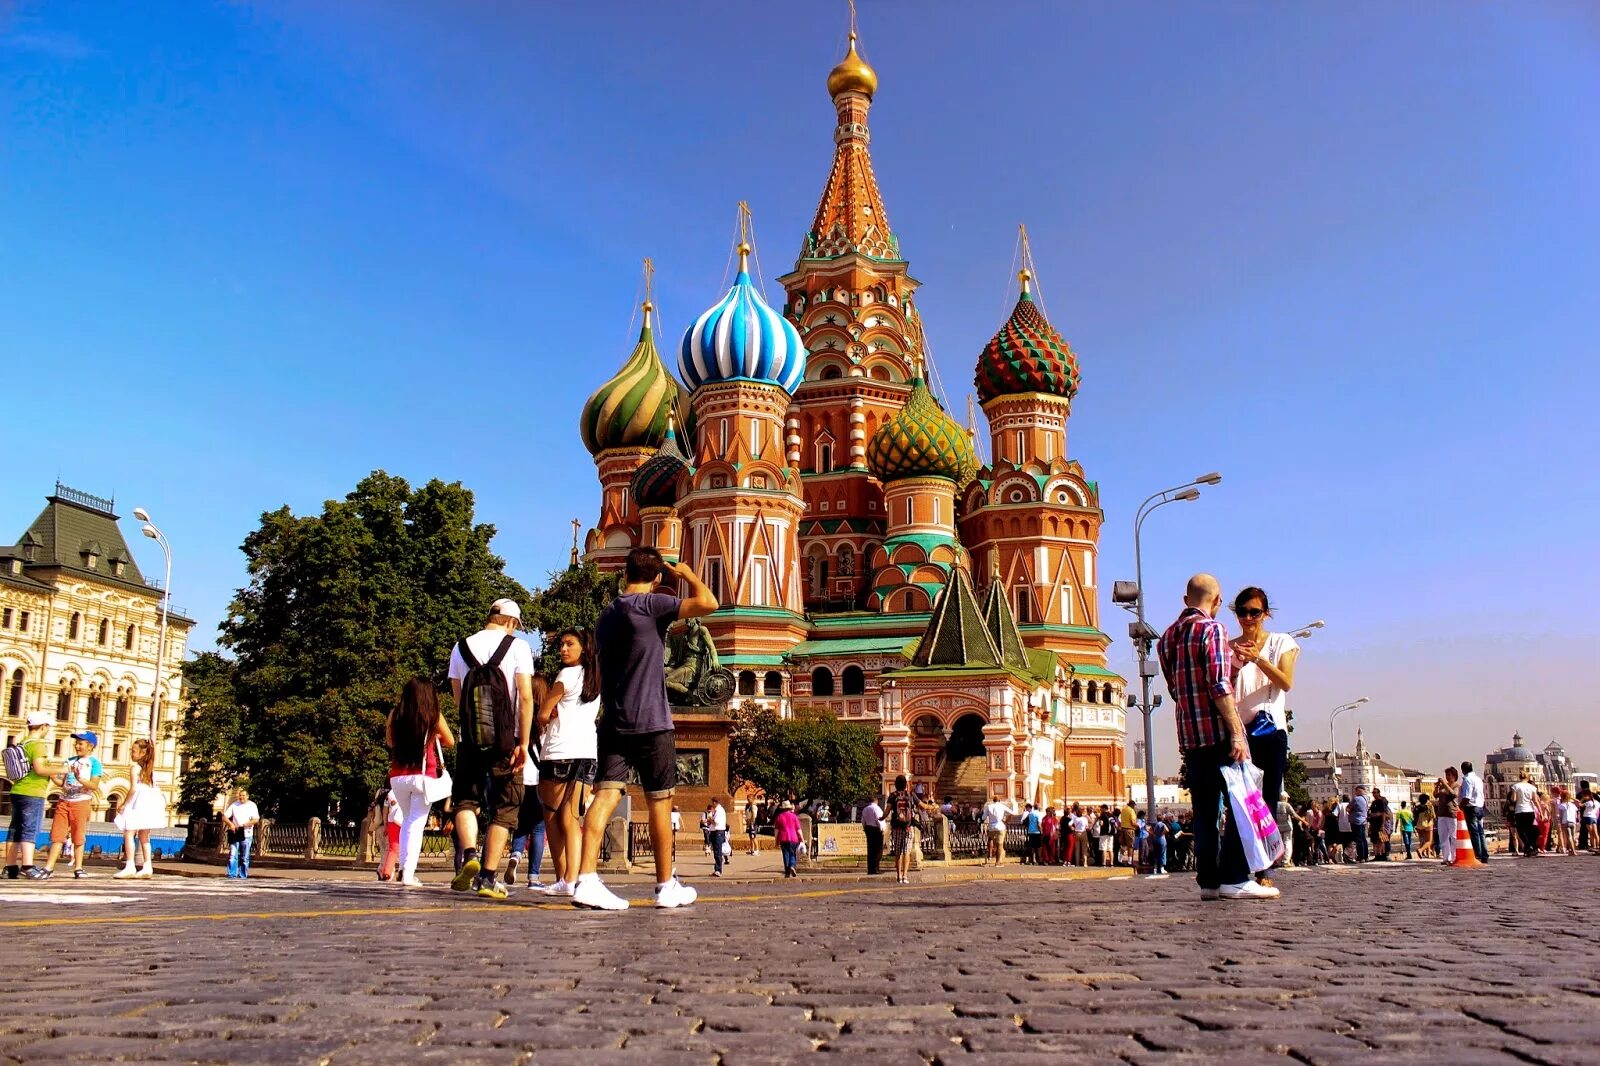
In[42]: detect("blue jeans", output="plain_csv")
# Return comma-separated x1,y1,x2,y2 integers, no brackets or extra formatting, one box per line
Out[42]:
1154,836,1168,870
6,795,45,857
780,841,799,874
1182,744,1250,890
1352,824,1369,861
1464,805,1489,862
228,834,253,878
510,821,546,881
1401,830,1414,859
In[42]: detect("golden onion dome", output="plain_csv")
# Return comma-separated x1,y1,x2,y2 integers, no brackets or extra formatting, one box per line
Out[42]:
827,33,877,100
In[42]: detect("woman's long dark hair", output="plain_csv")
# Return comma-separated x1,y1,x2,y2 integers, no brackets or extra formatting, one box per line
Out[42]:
561,628,601,704
390,678,440,768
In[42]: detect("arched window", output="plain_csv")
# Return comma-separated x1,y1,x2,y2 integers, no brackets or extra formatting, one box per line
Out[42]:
97,619,109,646
125,624,136,650
811,667,835,697
738,670,757,696
763,671,783,697
86,690,102,726
105,793,122,822
6,670,23,717
55,685,73,722
1070,680,1082,703
842,666,866,696
819,444,833,472
114,691,130,729
69,613,81,640
1103,685,1115,705
821,365,843,380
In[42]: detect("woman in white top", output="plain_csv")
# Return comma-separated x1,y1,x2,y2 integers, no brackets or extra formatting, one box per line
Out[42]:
1229,587,1299,878
536,628,602,896
1510,768,1539,857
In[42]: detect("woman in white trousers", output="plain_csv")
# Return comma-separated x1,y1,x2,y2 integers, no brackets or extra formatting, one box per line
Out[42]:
386,679,455,887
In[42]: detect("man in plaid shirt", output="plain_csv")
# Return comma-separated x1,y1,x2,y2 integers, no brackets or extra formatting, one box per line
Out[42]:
1157,574,1278,901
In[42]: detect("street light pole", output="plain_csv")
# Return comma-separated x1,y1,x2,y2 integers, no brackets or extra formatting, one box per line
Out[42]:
133,509,172,746
1326,697,1371,786
1117,471,1221,874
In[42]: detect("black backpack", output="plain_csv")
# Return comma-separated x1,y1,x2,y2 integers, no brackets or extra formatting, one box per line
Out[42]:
457,635,518,758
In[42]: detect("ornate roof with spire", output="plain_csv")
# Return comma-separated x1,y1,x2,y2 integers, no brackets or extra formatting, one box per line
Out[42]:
803,29,898,261
980,574,1031,671
630,416,692,509
912,565,1001,668
865,378,978,485
580,298,689,456
975,270,1080,404
682,210,808,395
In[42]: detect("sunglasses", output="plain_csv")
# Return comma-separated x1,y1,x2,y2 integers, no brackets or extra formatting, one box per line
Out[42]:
1233,607,1265,619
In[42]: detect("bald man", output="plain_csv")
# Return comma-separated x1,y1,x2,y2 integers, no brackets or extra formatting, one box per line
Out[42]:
1157,573,1278,901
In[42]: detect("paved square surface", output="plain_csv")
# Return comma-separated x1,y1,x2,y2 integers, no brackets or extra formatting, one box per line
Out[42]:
0,857,1594,1064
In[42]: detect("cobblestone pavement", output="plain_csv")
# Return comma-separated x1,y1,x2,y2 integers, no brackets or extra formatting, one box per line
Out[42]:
0,857,1594,1064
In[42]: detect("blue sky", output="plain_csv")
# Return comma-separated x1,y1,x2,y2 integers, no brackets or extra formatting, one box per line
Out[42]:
4,2,1596,775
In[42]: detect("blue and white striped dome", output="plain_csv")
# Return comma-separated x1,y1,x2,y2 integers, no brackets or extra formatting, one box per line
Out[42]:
680,258,807,395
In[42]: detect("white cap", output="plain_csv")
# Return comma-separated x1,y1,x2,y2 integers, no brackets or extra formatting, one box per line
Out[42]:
25,711,52,728
490,598,522,622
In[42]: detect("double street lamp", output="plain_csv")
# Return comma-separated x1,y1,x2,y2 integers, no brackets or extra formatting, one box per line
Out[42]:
132,508,172,745
1112,471,1222,873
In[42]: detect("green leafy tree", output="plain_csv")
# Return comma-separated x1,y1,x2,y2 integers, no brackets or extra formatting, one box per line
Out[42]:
527,561,616,673
173,651,248,816
1285,752,1311,810
196,472,530,820
729,704,879,811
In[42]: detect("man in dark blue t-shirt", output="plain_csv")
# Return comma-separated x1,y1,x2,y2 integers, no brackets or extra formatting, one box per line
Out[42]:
573,547,718,911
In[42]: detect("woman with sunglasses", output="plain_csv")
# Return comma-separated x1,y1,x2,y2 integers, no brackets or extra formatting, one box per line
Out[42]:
1228,587,1300,880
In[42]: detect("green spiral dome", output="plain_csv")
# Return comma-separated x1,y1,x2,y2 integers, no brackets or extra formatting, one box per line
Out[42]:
866,378,977,486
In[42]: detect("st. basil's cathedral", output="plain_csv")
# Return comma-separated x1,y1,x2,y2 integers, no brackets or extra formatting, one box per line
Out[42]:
577,29,1127,810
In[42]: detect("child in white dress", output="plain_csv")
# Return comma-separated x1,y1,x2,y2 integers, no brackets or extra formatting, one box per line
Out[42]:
114,738,167,878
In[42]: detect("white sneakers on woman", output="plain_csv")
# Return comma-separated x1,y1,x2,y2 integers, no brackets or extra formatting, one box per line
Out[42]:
1218,880,1279,900
654,879,697,909
571,877,630,910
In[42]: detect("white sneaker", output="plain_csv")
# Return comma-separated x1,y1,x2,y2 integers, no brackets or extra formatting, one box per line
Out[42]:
400,876,425,888
1200,888,1220,901
545,879,574,897
113,865,137,879
654,879,698,909
136,866,154,879
571,878,629,911
1219,880,1280,900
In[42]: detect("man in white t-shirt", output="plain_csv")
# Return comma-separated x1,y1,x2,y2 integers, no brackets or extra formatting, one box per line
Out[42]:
861,796,885,875
982,797,1015,867
1458,761,1490,864
706,799,729,877
447,598,536,900
224,788,261,879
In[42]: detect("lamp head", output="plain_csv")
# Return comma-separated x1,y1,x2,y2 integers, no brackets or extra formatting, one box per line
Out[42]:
1174,487,1201,502
1356,696,1370,705
141,525,159,540
132,507,151,522
1152,694,1163,708
1195,471,1222,485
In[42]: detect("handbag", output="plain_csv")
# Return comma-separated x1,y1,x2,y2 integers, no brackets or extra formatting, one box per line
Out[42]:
1221,759,1285,873
423,738,453,804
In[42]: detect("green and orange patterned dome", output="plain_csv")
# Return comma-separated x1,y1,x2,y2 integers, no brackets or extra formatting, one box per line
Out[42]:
866,378,977,486
580,303,691,456
974,271,1080,404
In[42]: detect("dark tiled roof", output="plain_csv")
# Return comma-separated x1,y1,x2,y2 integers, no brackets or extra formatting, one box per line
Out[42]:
980,577,1030,671
6,489,152,596
911,567,1000,668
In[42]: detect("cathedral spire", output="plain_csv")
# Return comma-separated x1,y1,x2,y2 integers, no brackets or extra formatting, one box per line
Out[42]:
806,12,897,261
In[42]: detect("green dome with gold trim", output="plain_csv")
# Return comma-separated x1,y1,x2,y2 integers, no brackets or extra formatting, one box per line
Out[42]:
866,378,977,486
580,305,691,456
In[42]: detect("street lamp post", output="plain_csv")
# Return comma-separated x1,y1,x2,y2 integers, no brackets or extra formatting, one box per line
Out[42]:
1326,696,1371,788
1113,471,1221,874
133,508,172,746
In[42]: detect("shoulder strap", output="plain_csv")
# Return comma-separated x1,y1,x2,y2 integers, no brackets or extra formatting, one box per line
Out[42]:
458,637,482,670
486,634,516,668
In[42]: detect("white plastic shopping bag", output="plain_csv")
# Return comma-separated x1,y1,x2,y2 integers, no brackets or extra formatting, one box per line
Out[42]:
721,839,732,859
1221,759,1285,873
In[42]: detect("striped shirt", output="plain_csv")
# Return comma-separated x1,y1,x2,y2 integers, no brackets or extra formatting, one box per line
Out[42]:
1157,607,1235,752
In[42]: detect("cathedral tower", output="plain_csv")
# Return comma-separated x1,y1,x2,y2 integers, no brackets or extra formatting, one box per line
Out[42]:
579,291,689,573
677,228,810,661
779,29,926,612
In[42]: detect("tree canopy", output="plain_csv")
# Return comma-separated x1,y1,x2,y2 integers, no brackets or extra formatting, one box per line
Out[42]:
178,471,530,820
526,560,616,673
729,704,880,810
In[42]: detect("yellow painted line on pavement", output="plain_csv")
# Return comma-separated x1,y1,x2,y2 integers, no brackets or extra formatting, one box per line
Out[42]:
0,866,1127,927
